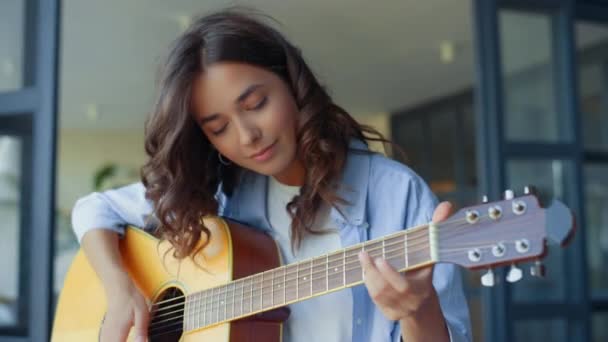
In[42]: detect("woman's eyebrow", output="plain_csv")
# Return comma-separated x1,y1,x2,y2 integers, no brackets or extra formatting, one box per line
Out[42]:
200,83,265,125
235,83,264,103
200,113,219,126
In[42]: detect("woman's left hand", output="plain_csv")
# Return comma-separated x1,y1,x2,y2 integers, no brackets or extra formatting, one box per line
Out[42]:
358,201,454,321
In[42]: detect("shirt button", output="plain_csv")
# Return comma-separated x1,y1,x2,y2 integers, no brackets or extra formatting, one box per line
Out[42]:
356,318,362,325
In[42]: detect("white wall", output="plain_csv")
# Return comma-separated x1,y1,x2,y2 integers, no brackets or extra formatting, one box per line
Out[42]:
56,129,146,213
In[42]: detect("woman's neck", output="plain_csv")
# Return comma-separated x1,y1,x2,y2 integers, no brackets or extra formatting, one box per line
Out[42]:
273,157,305,186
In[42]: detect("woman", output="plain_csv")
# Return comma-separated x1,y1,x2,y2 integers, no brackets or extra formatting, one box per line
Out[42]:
72,8,471,342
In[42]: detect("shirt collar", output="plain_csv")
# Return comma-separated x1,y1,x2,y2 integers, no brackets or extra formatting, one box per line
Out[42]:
330,139,371,226
233,139,372,227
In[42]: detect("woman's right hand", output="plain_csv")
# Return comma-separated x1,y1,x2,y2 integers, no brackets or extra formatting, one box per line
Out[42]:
101,271,150,342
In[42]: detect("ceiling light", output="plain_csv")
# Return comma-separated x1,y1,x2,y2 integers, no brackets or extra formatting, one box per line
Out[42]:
439,41,455,64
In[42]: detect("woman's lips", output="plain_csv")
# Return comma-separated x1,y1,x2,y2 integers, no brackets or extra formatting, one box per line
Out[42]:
251,141,277,162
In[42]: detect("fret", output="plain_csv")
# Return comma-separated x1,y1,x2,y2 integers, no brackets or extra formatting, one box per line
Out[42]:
342,249,346,287
240,278,245,317
242,277,252,315
196,292,202,329
311,256,327,295
218,285,226,322
297,260,312,299
283,265,287,304
382,238,386,259
407,229,430,267
271,271,274,307
404,231,409,270
285,264,298,302
209,287,217,325
251,274,262,312
184,294,190,331
227,282,234,320
384,234,406,271
216,286,222,323
234,279,243,318
325,254,329,292
310,258,313,295
345,247,363,285
273,266,285,307
261,271,273,309
327,251,344,290
202,289,208,327
367,240,384,259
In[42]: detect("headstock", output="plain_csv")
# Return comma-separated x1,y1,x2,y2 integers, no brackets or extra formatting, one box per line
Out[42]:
437,186,576,287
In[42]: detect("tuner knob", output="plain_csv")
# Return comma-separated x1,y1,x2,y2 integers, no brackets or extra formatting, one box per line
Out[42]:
524,185,537,195
530,260,546,278
481,268,498,287
504,189,515,200
482,195,489,203
506,264,523,283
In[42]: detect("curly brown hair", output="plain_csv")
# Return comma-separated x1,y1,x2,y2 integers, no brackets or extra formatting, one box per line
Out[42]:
142,7,391,259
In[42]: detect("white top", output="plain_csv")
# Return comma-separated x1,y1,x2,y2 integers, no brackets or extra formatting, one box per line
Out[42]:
266,176,353,342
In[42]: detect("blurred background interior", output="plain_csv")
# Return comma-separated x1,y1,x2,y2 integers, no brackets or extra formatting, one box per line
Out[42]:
1,0,608,341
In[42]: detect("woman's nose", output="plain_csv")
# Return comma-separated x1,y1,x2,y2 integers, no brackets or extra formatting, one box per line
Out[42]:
236,118,262,146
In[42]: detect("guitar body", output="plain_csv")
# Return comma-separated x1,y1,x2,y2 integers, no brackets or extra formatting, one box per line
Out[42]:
52,217,287,342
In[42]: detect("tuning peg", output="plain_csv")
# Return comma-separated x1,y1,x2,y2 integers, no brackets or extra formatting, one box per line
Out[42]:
481,268,498,287
482,195,489,203
524,185,537,195
504,189,515,200
530,260,546,277
506,264,523,283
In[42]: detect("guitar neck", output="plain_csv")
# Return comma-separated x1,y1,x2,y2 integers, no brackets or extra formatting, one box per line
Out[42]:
183,223,437,331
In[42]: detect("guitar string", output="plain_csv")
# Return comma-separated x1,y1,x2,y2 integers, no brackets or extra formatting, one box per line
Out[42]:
148,224,540,333
147,236,536,337
150,210,529,311
148,231,435,321
148,211,481,309
146,211,535,333
152,213,522,317
149,229,433,320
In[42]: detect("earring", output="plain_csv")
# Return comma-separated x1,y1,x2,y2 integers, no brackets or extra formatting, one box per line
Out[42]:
218,152,231,166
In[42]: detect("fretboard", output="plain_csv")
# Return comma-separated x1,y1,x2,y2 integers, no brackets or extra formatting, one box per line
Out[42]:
182,223,435,331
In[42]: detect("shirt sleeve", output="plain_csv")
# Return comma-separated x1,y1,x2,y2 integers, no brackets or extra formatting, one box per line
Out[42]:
391,175,472,342
71,182,153,243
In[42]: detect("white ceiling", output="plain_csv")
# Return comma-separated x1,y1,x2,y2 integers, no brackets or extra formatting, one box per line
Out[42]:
57,0,475,130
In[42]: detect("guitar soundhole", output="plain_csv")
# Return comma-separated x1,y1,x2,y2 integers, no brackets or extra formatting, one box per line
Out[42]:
147,287,185,342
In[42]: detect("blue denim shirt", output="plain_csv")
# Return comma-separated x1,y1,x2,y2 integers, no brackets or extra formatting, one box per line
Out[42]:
72,141,471,342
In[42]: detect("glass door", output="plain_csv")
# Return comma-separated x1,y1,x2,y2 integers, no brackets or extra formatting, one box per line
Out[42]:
473,0,590,341
0,0,59,340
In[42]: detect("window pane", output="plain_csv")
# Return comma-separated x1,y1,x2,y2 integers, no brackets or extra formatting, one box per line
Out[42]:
576,22,608,151
514,319,567,342
0,136,22,327
585,164,608,293
506,159,572,302
594,313,608,342
499,10,568,142
0,0,25,92
430,111,456,189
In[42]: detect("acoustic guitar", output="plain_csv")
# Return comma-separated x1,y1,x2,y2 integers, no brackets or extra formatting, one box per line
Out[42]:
52,188,576,341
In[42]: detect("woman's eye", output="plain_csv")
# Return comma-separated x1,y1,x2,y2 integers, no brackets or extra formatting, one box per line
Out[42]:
212,124,227,136
251,97,267,110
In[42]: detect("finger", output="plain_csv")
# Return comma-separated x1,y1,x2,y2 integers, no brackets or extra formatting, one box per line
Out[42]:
101,316,131,342
358,251,383,286
359,252,397,301
133,306,150,342
374,257,408,293
432,201,454,223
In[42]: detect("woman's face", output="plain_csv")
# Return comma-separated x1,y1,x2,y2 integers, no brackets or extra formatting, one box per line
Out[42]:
191,62,304,185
